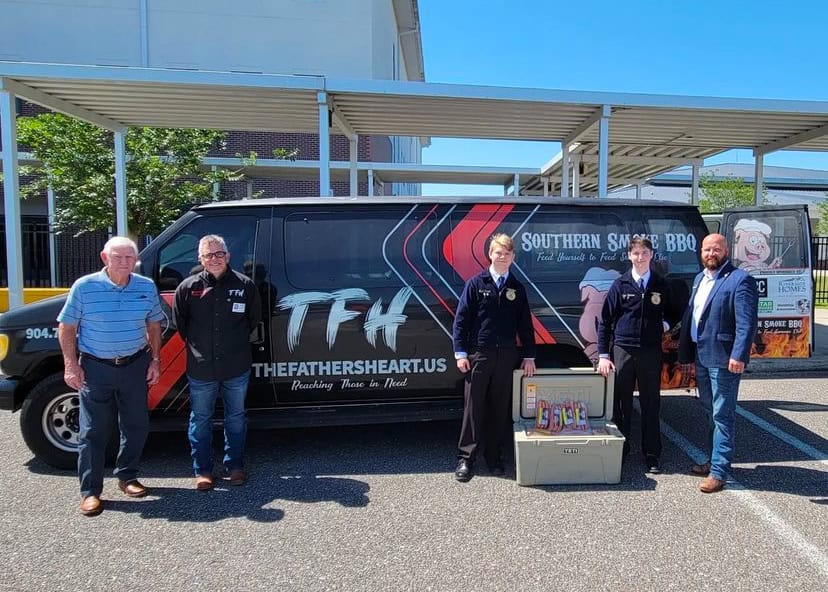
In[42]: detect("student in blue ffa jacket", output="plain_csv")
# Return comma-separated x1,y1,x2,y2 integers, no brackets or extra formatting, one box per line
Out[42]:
679,234,758,494
452,233,536,482
173,235,261,491
597,237,681,474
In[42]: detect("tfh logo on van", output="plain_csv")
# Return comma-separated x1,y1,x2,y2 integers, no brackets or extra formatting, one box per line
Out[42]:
278,287,413,352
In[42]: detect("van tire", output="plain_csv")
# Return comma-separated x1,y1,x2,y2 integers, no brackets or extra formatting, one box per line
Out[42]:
20,373,118,470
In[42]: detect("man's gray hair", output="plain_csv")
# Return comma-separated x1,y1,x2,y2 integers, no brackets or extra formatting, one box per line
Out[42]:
102,236,138,256
199,234,227,252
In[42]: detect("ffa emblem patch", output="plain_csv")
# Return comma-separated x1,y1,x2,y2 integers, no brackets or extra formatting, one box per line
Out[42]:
650,292,662,305
506,288,516,301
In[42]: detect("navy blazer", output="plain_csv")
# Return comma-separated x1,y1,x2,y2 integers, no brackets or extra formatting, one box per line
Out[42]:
452,270,536,358
597,269,681,354
678,261,758,368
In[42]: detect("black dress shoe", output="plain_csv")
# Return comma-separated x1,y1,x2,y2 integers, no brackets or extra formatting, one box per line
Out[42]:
645,455,661,474
455,459,473,482
489,464,505,477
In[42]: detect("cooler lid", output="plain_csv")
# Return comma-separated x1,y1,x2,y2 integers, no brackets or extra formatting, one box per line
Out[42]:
512,368,614,424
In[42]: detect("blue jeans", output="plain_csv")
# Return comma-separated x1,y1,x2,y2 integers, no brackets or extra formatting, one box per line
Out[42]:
187,371,250,475
78,355,150,498
695,363,741,481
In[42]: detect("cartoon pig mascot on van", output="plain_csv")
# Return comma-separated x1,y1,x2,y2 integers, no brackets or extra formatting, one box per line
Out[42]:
733,218,782,272
578,267,620,363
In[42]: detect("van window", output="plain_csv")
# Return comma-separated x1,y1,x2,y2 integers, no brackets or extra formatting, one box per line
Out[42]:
156,215,259,290
725,212,807,271
284,210,438,289
646,217,702,276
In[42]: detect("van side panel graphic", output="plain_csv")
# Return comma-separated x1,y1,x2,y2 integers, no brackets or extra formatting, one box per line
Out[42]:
147,332,187,411
442,204,556,346
442,204,511,280
402,204,455,318
148,291,189,410
144,201,707,411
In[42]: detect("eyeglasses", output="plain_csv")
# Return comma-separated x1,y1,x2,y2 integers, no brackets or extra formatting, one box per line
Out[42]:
200,251,227,260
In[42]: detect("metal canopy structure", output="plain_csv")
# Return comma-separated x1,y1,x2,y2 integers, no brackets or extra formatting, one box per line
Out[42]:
523,143,721,196
4,63,828,146
3,61,828,307
201,158,536,188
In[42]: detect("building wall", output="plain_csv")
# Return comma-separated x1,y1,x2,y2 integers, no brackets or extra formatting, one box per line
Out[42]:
148,0,374,77
372,0,404,81
0,0,142,65
0,0,388,78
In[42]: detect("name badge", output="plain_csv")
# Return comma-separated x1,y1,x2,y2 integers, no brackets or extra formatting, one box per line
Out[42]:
232,302,246,313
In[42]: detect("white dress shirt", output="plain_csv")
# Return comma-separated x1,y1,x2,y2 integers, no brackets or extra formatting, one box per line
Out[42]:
690,267,722,343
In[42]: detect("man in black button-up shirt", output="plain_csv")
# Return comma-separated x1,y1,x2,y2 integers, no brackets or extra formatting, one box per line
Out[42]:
173,235,261,490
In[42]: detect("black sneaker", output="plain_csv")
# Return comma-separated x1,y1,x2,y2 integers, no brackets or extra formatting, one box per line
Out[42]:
455,458,473,482
645,455,661,474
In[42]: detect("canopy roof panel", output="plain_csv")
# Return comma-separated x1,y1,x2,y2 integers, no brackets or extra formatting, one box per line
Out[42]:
2,61,828,195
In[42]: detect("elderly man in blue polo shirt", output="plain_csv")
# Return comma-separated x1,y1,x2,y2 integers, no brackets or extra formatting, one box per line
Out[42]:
58,236,164,517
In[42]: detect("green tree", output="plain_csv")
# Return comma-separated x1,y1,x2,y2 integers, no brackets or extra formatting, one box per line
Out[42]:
697,173,767,213
12,113,243,237
817,193,828,236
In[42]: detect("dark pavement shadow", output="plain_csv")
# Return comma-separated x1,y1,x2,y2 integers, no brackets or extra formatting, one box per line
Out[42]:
660,394,828,465
103,474,370,522
732,464,828,502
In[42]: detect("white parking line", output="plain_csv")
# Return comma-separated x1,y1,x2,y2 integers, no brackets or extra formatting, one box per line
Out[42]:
735,405,828,465
645,401,828,579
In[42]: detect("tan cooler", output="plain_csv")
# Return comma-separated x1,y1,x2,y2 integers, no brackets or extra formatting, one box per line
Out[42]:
512,368,625,486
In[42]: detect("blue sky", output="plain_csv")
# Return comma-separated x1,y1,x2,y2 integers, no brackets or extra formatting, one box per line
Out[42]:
416,0,828,195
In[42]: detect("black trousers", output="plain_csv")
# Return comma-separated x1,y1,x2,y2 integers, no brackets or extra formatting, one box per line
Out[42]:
457,347,520,463
612,344,663,458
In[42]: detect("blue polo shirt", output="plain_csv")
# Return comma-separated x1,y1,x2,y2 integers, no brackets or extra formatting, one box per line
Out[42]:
57,270,165,359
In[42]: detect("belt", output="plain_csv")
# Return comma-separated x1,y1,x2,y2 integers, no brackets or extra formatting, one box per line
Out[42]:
81,348,148,367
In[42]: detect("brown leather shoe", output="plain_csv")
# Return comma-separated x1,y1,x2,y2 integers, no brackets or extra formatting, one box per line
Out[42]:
117,479,148,498
80,496,103,516
699,476,726,493
195,474,214,491
229,469,247,486
690,462,711,476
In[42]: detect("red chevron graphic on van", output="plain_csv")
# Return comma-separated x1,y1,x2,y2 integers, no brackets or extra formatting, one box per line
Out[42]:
443,204,555,345
147,291,188,410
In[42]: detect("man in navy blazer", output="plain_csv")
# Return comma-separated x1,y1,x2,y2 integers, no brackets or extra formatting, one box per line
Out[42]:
679,234,758,493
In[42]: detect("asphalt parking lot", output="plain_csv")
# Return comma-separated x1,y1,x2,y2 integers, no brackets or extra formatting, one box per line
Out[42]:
0,371,825,592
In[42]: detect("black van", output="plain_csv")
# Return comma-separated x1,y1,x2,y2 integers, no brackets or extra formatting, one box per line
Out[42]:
0,197,707,468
